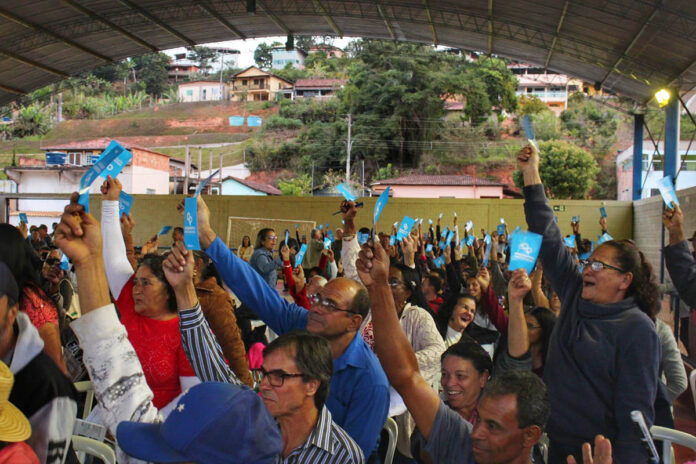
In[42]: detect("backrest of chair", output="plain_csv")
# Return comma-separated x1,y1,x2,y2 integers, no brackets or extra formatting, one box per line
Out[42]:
383,417,398,464
74,380,94,419
689,370,696,413
72,435,115,464
650,425,696,464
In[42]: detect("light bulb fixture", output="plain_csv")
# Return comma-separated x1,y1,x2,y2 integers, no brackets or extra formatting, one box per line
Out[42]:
655,88,671,108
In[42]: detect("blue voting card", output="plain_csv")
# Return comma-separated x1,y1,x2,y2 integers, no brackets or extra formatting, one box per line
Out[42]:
521,115,539,151
336,183,357,202
358,232,369,245
396,216,415,241
657,176,680,208
598,232,613,245
428,219,433,225
327,230,334,241
438,240,446,250
247,116,262,127
119,191,133,216
599,206,607,218
323,237,332,249
442,226,449,238
460,238,466,249
389,235,396,246
509,231,543,274
572,215,580,224
564,235,576,248
195,169,220,196
446,230,455,244
284,230,289,245
158,225,173,236
183,198,200,250
60,252,70,271
426,244,433,253
465,220,473,232
497,224,506,236
78,140,130,212
18,213,27,224
318,224,323,230
100,145,132,181
373,187,390,228
482,234,492,267
433,256,445,268
294,244,308,268
466,235,475,246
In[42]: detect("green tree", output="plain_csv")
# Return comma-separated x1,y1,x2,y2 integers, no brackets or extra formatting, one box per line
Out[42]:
254,43,273,69
13,103,50,138
278,174,312,196
531,111,561,141
513,140,599,199
518,95,548,116
560,94,619,157
187,46,218,75
131,53,170,97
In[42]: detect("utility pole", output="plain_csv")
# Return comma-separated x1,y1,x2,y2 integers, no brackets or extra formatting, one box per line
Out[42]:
311,162,315,196
346,113,352,185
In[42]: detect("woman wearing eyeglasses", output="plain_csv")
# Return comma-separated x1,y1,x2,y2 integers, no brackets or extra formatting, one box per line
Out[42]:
518,144,660,463
249,228,282,288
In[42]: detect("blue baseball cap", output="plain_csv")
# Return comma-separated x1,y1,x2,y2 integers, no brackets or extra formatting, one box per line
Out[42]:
116,383,282,464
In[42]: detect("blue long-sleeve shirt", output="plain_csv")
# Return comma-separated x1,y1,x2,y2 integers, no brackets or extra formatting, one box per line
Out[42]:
249,247,282,288
206,236,390,457
524,184,659,463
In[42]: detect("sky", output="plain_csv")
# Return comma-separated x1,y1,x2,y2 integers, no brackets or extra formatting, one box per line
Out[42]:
164,36,356,71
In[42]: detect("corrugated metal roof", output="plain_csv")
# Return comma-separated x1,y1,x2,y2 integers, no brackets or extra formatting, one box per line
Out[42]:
0,1,694,106
371,174,504,186
222,175,281,195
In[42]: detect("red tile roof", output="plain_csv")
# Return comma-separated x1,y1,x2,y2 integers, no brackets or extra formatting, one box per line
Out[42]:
223,176,281,195
294,78,346,89
41,139,169,158
371,174,504,187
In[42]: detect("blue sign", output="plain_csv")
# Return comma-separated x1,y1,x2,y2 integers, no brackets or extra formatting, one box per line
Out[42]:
460,238,466,249
446,230,455,244
442,227,449,238
183,198,200,250
18,213,27,224
228,116,244,126
60,252,70,271
284,230,289,245
318,224,323,230
373,186,390,228
195,169,220,196
428,219,433,225
598,232,613,245
294,243,308,268
482,234,492,267
521,115,538,151
433,256,445,268
78,140,131,212
497,224,506,236
564,235,576,248
358,232,369,245
336,183,357,201
389,235,396,246
247,116,262,127
426,243,433,253
599,206,607,218
572,215,580,224
466,235,475,246
327,230,334,241
323,237,332,249
509,230,543,274
99,145,132,181
396,216,415,241
657,176,680,208
119,191,133,216
465,220,473,232
158,225,173,236
438,240,446,250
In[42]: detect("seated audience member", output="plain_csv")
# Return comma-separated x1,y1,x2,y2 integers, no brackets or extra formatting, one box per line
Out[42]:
0,225,67,375
100,177,197,410
237,235,254,262
38,225,52,247
518,143,659,462
171,226,184,244
192,251,252,386
0,360,39,464
655,318,688,403
663,203,696,307
524,306,556,377
176,195,389,459
421,275,443,314
0,261,77,463
249,228,282,287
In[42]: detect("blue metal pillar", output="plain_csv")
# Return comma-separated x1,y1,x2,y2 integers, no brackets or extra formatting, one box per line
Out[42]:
632,114,644,200
664,95,680,180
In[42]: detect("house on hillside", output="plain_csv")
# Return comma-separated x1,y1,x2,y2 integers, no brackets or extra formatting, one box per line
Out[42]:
230,66,294,102
4,139,171,224
271,47,307,70
167,57,200,82
308,45,344,58
371,174,507,199
508,62,584,115
221,176,281,196
616,140,696,200
294,79,346,99
178,80,227,102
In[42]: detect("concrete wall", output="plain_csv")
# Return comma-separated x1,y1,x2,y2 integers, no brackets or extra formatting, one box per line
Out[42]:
633,184,696,284
83,194,633,251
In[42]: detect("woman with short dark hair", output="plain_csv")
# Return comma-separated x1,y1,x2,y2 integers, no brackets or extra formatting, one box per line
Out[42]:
249,228,282,288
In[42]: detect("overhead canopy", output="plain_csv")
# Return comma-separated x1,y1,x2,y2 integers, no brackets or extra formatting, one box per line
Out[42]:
1,0,695,106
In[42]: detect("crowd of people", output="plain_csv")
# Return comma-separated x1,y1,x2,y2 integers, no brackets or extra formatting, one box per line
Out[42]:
1,143,695,463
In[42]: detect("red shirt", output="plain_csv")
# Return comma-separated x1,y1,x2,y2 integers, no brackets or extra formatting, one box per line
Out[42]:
115,276,195,409
20,283,59,331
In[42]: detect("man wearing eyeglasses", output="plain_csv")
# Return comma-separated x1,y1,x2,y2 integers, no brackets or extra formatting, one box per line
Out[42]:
177,195,390,460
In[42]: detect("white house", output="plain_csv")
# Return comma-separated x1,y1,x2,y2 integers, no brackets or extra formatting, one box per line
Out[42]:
178,80,227,102
616,140,696,200
271,47,307,70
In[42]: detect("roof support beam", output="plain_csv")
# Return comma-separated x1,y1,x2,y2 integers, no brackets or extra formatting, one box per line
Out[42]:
59,0,158,52
487,0,493,55
256,1,291,35
312,0,343,37
599,0,663,88
375,2,396,40
423,0,438,45
0,49,69,78
0,82,26,95
544,0,569,69
194,1,246,39
0,7,111,62
116,0,196,47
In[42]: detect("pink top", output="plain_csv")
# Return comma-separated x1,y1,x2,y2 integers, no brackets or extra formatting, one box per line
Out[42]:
20,283,58,330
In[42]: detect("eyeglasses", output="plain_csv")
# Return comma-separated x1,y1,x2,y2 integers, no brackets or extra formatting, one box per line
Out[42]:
579,259,625,273
258,368,304,387
266,235,278,241
308,293,354,314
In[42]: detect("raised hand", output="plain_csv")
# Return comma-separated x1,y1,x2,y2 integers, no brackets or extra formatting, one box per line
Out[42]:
54,192,102,266
517,144,541,185
120,212,135,236
280,244,290,261
100,175,122,201
402,234,416,266
163,241,194,291
507,269,531,301
444,245,452,265
176,195,216,249
17,221,28,239
292,266,306,292
476,267,491,292
567,435,612,464
663,203,685,245
327,248,335,263
355,240,390,289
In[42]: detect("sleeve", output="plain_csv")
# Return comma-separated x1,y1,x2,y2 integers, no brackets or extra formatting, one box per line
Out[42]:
254,251,280,275
318,252,328,276
342,236,361,282
20,287,58,330
495,347,533,374
70,304,161,457
179,304,242,385
656,320,688,403
523,184,582,305
489,260,509,298
575,233,586,254
422,402,474,463
664,241,696,308
292,286,311,310
341,377,390,458
328,260,338,280
101,200,135,298
481,285,508,338
411,309,447,383
612,322,659,462
205,237,309,335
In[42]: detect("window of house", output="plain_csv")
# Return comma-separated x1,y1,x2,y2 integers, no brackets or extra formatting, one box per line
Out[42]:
242,79,247,85
202,89,207,100
186,89,193,96
68,152,82,165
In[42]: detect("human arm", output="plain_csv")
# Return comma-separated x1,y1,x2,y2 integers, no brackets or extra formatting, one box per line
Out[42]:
401,235,416,268
100,176,135,298
506,269,531,358
120,213,138,271
326,249,338,279
530,264,550,309
355,240,441,440
567,435,613,464
340,200,361,281
477,268,509,337
290,267,311,309
656,319,688,403
663,203,696,307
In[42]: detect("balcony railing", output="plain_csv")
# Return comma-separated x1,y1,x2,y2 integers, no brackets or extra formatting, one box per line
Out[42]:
233,83,269,91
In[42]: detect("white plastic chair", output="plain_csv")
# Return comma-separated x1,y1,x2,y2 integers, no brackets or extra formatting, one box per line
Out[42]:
383,417,398,464
689,369,696,414
650,425,696,464
72,435,115,464
74,380,95,419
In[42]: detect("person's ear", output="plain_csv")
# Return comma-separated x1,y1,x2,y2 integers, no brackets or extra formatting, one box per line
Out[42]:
304,378,320,398
346,313,363,332
620,271,633,291
522,425,543,448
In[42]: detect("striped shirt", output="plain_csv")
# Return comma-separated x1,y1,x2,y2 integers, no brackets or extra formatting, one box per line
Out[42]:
179,305,364,463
